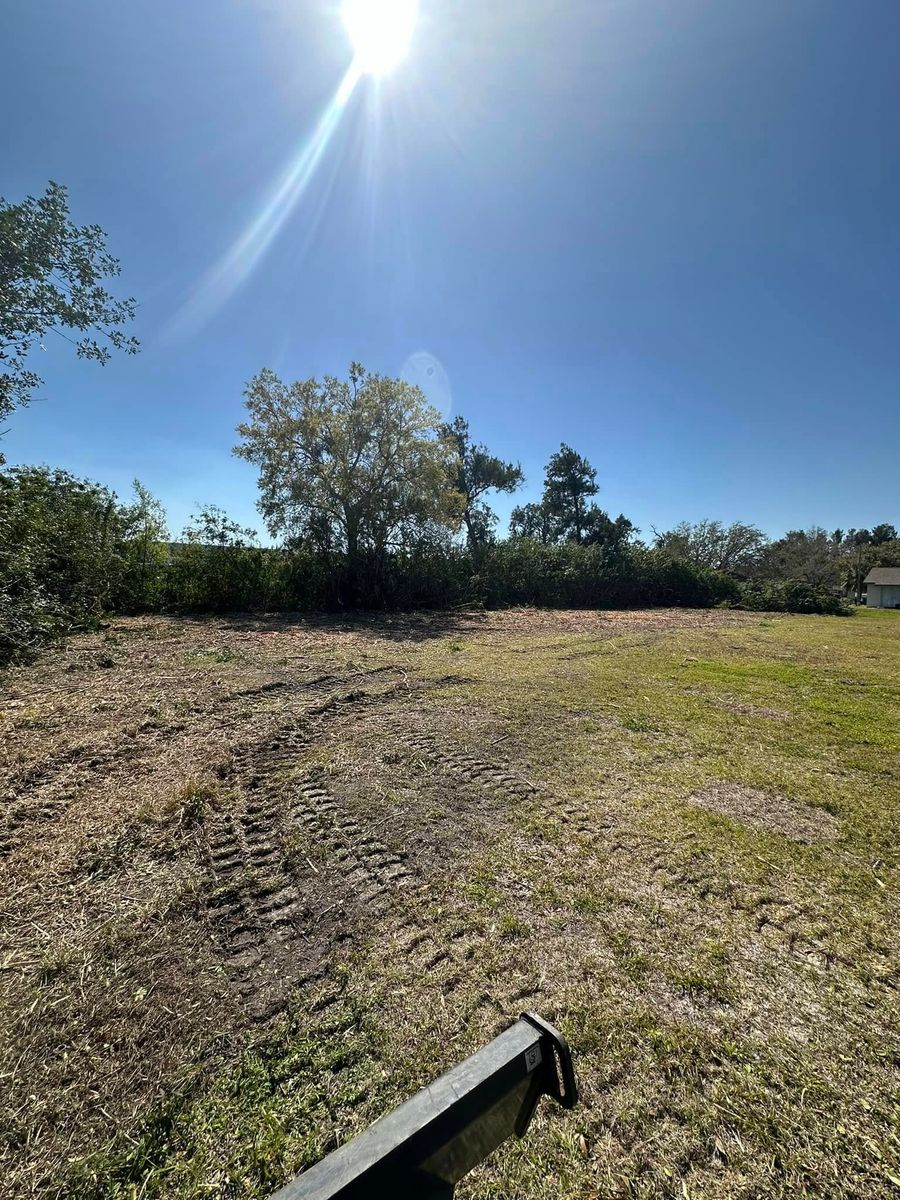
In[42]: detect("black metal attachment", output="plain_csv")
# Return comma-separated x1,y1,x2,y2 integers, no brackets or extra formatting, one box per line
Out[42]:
269,1011,579,1199
518,1011,578,1119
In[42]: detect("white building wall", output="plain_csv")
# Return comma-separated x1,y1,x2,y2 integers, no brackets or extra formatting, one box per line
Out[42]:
867,584,900,608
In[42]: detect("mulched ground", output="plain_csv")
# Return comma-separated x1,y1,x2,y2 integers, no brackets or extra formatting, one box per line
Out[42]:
1,608,896,1200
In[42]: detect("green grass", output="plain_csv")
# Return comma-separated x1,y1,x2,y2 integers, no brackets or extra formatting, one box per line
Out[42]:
184,647,241,665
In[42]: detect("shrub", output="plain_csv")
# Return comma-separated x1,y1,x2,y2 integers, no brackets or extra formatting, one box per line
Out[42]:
737,580,851,615
469,542,739,610
0,467,121,663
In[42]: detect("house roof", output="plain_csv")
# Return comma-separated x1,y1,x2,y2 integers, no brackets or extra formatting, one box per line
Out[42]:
864,568,900,585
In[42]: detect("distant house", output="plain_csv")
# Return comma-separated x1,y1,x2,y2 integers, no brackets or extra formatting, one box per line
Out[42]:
864,568,900,608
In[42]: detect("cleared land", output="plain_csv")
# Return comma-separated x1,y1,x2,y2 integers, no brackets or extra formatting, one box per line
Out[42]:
1,607,898,1199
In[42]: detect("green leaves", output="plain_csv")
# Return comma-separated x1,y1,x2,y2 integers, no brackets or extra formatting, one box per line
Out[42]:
234,365,465,580
0,470,171,663
442,416,524,550
0,181,139,422
510,443,635,551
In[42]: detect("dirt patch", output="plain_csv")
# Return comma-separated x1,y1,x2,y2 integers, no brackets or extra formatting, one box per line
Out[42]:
689,782,840,843
206,606,766,649
196,688,535,1025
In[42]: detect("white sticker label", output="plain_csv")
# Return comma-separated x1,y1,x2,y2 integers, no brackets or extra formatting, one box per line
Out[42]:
524,1043,543,1073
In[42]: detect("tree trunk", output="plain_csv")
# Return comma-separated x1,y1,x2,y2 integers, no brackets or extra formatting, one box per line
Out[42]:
344,511,361,606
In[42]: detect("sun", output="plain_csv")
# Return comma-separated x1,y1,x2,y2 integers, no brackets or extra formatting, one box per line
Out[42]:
341,0,418,76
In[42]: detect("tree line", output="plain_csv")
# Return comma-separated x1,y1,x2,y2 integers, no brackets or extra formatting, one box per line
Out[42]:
2,183,898,666
5,356,897,665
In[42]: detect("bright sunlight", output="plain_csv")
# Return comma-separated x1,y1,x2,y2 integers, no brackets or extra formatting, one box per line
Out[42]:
342,0,418,76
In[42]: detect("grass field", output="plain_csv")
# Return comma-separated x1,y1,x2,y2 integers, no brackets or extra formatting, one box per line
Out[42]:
1,606,898,1199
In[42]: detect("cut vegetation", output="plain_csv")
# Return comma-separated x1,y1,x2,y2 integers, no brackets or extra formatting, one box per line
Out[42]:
1,607,898,1199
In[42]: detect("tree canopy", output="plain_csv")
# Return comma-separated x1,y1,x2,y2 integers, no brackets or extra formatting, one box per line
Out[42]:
0,181,139,425
182,504,259,548
508,500,556,543
443,416,523,549
509,443,634,550
654,519,767,575
870,523,898,545
234,363,463,566
542,444,598,543
759,527,840,589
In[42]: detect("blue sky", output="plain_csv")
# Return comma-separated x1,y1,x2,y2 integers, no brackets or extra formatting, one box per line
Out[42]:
3,0,899,541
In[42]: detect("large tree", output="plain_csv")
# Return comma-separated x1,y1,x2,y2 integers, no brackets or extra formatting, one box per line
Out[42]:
443,416,523,550
542,443,599,543
759,527,840,588
235,363,463,570
509,444,634,550
0,182,139,426
870,523,898,546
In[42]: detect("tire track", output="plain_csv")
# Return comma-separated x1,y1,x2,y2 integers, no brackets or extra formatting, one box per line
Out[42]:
284,770,420,916
1,670,401,863
398,732,537,802
203,726,333,1020
398,728,608,840
203,797,314,1021
395,731,885,990
224,665,397,704
382,905,546,1038
202,703,421,1018
202,698,565,1025
637,840,870,982
2,667,394,801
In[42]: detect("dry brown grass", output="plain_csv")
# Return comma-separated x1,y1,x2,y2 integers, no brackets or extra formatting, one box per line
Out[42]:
688,782,840,843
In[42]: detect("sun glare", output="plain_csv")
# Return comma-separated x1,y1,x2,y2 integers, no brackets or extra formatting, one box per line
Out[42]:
342,0,417,76
168,0,420,336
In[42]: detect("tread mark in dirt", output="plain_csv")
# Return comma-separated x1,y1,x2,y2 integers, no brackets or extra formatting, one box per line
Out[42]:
398,733,537,802
639,840,860,979
203,740,316,1019
2,670,400,860
401,733,878,990
224,666,397,705
398,730,612,838
384,905,544,1033
206,713,557,1026
203,715,423,1018
285,773,419,911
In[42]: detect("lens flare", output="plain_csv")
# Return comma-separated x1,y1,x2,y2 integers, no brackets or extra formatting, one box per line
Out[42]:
342,0,417,76
401,350,453,418
166,1,420,338
167,63,361,337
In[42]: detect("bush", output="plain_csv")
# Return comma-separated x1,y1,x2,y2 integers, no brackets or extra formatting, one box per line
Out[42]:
0,467,122,663
141,539,743,616
469,542,739,610
162,544,336,613
0,468,170,664
738,579,851,615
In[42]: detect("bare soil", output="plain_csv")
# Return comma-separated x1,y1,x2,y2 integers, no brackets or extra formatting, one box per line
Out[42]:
689,782,840,843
